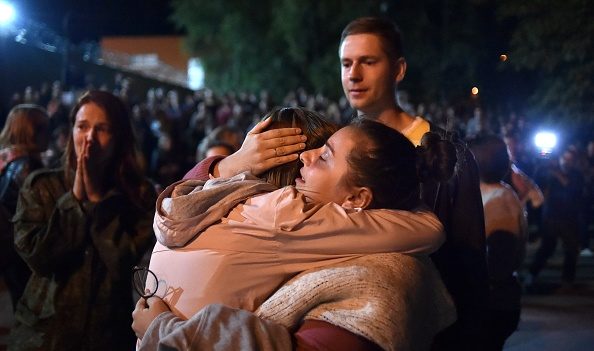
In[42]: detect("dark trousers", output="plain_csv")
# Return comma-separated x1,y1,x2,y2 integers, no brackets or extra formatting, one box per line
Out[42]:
484,308,521,351
2,251,31,310
530,219,579,283
430,309,486,351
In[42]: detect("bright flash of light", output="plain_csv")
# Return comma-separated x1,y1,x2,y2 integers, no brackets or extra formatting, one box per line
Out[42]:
471,87,479,95
0,1,16,25
534,131,557,155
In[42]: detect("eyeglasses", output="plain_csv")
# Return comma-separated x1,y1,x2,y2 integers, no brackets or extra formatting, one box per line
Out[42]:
132,266,159,299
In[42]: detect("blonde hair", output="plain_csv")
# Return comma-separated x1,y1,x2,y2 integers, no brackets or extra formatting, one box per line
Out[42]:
0,104,49,152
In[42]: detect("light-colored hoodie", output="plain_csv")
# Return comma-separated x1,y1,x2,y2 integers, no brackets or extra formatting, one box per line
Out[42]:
149,173,444,318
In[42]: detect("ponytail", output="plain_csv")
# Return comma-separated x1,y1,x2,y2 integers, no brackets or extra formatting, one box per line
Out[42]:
416,132,457,183
344,119,457,211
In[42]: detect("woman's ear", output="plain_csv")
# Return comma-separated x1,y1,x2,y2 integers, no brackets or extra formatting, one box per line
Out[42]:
341,187,373,210
395,57,407,83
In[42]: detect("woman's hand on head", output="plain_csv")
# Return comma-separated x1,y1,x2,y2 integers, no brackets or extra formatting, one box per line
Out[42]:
131,297,171,340
216,117,307,177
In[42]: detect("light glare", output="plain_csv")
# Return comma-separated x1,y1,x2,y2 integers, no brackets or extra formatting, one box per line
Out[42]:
534,131,557,155
0,1,16,25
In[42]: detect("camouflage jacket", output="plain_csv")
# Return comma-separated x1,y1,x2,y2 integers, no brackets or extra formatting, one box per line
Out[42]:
10,168,156,351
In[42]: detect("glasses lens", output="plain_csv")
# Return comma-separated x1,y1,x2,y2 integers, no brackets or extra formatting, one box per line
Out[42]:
133,267,158,298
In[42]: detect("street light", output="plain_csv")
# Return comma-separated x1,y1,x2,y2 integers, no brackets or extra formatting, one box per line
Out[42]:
0,1,16,26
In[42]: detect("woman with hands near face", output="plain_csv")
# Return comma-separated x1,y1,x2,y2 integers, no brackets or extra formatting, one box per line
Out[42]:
9,91,157,351
71,101,116,202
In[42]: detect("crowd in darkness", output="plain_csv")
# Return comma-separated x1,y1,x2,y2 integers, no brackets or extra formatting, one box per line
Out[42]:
6,77,594,239
0,82,548,174
6,78,346,188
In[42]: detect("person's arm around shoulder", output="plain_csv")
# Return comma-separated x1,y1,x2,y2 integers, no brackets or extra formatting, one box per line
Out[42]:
284,202,445,256
347,207,445,255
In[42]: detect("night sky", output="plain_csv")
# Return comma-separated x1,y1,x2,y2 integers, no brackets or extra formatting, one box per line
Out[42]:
12,0,181,42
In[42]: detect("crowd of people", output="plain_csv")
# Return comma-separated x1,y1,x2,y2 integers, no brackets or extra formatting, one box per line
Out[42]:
5,80,577,187
0,15,593,351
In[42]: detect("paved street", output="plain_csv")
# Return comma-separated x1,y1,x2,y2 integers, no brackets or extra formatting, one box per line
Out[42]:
1,241,593,350
504,241,594,351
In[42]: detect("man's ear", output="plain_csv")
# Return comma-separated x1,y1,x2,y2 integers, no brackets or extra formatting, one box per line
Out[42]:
395,57,407,83
341,187,373,210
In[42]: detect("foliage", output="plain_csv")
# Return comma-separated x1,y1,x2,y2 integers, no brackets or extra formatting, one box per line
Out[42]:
388,0,498,105
173,0,490,102
171,0,592,124
171,0,378,100
498,0,594,122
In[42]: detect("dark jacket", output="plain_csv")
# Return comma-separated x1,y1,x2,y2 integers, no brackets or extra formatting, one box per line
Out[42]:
0,151,43,308
10,168,156,351
427,124,489,350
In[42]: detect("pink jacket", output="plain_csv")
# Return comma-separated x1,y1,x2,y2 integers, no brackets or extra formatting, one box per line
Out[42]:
149,174,444,318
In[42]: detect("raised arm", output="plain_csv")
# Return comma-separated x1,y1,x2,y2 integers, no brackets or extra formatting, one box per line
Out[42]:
183,117,306,180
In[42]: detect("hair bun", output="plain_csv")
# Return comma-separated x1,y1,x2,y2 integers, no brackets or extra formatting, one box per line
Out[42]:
416,132,457,182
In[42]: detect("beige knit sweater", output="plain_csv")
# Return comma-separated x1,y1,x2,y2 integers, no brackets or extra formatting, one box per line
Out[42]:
256,253,456,351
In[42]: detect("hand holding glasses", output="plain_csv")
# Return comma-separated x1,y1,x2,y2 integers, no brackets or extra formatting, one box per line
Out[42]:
132,266,159,299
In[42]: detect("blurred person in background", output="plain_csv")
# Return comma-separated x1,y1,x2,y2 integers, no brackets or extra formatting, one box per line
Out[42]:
527,147,585,291
0,105,49,310
503,131,544,209
502,131,544,243
470,135,527,351
195,125,244,162
45,81,69,134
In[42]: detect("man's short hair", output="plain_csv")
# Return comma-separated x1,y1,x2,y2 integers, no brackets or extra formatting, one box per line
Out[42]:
340,17,404,60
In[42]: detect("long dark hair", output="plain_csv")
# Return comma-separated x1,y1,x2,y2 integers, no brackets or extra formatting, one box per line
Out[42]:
63,90,147,204
344,118,457,210
260,107,339,187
